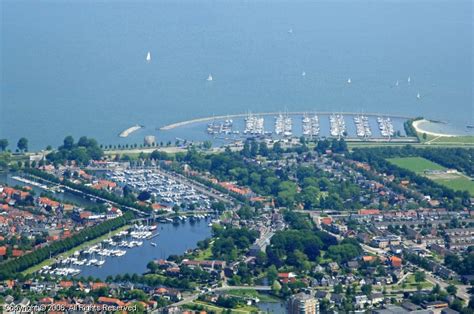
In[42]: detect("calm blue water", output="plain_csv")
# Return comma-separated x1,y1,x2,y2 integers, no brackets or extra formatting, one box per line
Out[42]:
1,0,472,150
77,220,212,280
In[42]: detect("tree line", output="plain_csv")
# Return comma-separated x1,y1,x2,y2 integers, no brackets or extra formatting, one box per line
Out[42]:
0,212,134,280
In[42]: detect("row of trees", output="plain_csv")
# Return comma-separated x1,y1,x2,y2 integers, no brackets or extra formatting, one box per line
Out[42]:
0,212,134,280
0,138,28,152
46,136,103,165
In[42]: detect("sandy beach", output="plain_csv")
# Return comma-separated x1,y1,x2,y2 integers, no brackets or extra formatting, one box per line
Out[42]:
412,119,458,137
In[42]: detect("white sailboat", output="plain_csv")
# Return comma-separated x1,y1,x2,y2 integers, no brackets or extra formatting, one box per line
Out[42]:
395,80,399,87
347,78,352,84
207,74,213,81
302,71,306,77
416,92,421,99
407,76,411,84
146,52,151,62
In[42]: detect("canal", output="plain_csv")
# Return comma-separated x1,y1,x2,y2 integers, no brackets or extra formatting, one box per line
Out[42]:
0,171,96,207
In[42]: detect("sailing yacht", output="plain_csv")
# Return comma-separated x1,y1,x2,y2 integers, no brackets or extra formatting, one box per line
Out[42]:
347,78,352,84
407,76,411,84
146,52,151,62
395,80,399,87
417,93,421,99
207,74,213,81
302,71,306,77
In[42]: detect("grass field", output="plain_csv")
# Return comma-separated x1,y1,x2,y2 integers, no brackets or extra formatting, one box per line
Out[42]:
225,289,280,303
387,157,474,194
431,177,474,195
387,157,446,174
189,300,259,314
194,245,213,261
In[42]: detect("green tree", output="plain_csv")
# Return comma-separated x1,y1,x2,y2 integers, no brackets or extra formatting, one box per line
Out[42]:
272,280,282,293
446,284,457,295
267,265,278,283
63,136,75,149
0,139,8,151
361,284,372,296
334,283,343,294
17,137,28,152
414,271,425,283
203,140,212,150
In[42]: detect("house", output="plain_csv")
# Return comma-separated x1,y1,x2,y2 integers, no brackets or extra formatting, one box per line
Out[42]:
315,291,327,299
278,272,297,284
59,281,73,289
97,297,125,307
370,293,384,305
328,262,340,272
401,301,419,311
390,256,402,268
347,260,359,270
330,294,344,304
355,295,368,308
154,287,182,301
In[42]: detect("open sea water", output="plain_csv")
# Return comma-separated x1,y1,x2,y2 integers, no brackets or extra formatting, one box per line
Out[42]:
1,0,472,150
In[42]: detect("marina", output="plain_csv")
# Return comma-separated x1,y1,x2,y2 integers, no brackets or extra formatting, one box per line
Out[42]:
354,115,372,138
329,113,346,138
244,113,265,135
36,218,212,279
274,113,292,137
302,114,320,137
153,112,413,146
378,117,395,138
106,168,211,208
206,118,234,135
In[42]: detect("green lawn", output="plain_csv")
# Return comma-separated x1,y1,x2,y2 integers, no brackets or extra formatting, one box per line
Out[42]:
432,177,474,195
225,289,280,303
194,245,213,261
387,157,446,174
387,157,474,194
430,136,474,144
189,300,259,314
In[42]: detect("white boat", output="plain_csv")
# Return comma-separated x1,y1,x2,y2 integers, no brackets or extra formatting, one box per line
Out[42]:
207,74,213,81
417,93,421,99
395,80,399,87
146,51,151,62
347,78,352,84
407,76,411,84
302,71,306,77
151,242,157,247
